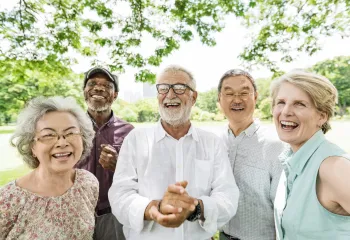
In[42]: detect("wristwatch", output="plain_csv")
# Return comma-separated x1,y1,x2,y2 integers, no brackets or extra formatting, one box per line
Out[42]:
187,202,201,222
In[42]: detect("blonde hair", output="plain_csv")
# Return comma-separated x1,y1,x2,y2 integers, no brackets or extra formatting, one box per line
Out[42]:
270,70,338,134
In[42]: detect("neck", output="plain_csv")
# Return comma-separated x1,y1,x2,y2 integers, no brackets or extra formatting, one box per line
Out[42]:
88,108,112,127
33,167,75,197
161,119,191,140
228,118,254,136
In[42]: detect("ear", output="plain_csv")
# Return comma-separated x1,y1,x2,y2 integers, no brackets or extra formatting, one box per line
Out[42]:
254,91,258,101
113,92,118,101
191,91,198,106
318,111,328,127
217,93,221,102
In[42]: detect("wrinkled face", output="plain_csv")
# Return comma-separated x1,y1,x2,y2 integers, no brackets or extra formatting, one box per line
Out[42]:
157,71,197,126
218,75,257,125
273,82,327,152
84,73,117,112
32,111,83,173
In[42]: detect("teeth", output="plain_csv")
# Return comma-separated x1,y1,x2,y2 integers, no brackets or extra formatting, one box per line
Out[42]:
232,108,244,110
281,121,298,126
165,103,180,106
92,95,104,99
53,153,71,157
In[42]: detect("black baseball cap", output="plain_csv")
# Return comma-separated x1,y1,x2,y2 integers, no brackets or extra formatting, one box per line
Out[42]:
83,66,119,92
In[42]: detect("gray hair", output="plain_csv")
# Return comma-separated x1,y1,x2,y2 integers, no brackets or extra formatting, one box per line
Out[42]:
270,70,338,134
157,65,197,90
10,96,95,169
218,69,257,93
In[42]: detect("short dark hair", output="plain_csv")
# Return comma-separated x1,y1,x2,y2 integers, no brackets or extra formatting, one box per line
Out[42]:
217,69,257,93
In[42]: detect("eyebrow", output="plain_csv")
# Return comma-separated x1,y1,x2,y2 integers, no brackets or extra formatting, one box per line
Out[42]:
223,86,251,91
39,126,78,132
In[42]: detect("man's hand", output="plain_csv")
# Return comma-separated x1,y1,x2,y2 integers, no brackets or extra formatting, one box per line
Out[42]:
99,144,118,171
146,181,198,228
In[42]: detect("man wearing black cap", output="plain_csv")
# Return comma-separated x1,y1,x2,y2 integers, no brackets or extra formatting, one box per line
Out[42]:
76,66,134,240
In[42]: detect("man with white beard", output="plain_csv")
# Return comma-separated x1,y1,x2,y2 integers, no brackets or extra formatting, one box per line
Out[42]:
76,66,134,240
108,65,239,240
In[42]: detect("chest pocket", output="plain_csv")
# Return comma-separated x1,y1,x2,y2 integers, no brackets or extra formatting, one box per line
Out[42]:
194,159,212,194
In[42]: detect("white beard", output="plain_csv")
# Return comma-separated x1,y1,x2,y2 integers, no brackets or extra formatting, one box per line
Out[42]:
159,97,193,127
86,100,110,112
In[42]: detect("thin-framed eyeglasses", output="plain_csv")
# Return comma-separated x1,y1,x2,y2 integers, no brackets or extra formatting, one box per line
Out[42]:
221,92,255,101
156,83,195,95
34,131,83,145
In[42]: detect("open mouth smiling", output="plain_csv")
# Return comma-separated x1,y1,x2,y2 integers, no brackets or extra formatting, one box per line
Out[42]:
231,107,245,111
91,95,106,100
280,120,299,130
52,152,72,159
164,103,181,108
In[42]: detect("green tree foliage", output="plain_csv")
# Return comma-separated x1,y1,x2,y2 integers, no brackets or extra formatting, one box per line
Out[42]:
196,88,219,113
0,57,83,124
1,0,349,80
134,98,159,122
311,56,350,116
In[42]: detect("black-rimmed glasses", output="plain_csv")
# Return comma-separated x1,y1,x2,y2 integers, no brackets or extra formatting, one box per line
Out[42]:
156,83,195,95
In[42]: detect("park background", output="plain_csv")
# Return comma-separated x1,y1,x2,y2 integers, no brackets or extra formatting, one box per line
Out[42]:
1,1,350,185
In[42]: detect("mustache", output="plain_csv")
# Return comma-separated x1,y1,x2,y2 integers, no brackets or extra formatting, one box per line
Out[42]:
231,103,244,107
163,99,181,104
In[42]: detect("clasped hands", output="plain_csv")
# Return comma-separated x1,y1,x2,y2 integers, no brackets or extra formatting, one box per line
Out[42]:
144,180,198,228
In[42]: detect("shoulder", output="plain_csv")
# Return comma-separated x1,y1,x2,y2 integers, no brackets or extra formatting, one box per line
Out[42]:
193,127,226,148
256,126,286,150
76,169,99,188
320,155,350,176
0,181,17,198
0,181,28,221
110,117,135,134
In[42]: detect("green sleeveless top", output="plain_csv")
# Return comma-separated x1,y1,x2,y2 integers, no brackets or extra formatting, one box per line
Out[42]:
274,130,350,240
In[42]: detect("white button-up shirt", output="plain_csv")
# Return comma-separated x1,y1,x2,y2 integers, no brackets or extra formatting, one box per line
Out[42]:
109,122,239,240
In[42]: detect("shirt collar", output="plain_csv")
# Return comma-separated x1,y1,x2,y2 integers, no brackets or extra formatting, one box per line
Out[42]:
155,120,199,143
227,119,261,138
88,110,115,129
286,130,326,175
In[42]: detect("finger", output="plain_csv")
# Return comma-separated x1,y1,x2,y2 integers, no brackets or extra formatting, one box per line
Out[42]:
167,184,186,194
149,206,177,223
175,180,188,189
101,144,117,154
100,152,115,162
173,200,197,212
161,204,183,215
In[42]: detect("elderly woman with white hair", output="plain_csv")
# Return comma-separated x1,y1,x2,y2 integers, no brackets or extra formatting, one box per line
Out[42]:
0,96,98,240
271,70,350,239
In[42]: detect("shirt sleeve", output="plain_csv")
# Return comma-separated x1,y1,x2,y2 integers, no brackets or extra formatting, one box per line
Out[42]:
108,130,152,233
199,137,239,235
0,183,17,238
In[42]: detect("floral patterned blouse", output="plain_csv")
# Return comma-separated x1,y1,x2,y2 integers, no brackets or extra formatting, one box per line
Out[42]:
0,169,99,240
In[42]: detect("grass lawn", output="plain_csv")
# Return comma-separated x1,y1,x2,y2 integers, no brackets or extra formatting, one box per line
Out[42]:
0,164,30,186
0,125,15,134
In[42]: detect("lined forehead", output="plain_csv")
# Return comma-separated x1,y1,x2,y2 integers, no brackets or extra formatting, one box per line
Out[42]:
36,111,79,130
222,76,254,90
157,71,191,84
